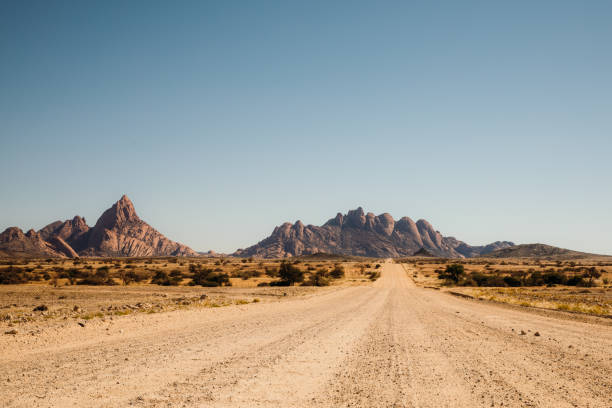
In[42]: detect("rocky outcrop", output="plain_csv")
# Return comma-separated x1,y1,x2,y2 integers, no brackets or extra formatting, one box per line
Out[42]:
1,195,197,258
39,216,90,252
0,227,75,258
234,207,515,258
413,247,435,257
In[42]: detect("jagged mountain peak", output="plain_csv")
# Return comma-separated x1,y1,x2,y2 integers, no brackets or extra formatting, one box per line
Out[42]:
94,195,139,230
1,195,197,258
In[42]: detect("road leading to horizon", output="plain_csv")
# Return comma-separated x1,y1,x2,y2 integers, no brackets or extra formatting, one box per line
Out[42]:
2,261,611,407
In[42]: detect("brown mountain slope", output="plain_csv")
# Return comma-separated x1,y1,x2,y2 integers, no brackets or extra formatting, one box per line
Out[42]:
0,227,76,258
484,243,607,259
1,195,197,258
234,207,514,258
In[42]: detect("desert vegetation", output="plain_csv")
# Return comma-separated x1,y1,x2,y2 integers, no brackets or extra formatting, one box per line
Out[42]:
400,257,612,317
0,255,381,327
0,256,377,288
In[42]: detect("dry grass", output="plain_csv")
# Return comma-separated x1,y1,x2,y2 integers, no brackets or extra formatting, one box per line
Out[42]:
400,257,612,317
452,286,612,317
0,256,381,326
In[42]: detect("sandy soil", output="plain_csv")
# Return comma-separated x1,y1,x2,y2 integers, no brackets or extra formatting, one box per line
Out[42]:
1,262,611,407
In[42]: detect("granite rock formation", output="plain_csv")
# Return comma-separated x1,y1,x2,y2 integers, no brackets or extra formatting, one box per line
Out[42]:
0,195,197,258
234,207,514,258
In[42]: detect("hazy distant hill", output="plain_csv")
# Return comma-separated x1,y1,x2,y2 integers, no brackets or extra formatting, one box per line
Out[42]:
234,207,514,258
485,243,606,259
0,196,197,258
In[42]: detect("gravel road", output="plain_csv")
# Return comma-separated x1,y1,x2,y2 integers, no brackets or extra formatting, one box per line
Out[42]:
2,261,611,407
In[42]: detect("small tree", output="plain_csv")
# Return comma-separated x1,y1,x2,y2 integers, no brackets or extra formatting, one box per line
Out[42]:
443,264,465,283
585,267,602,286
278,261,304,285
330,265,345,279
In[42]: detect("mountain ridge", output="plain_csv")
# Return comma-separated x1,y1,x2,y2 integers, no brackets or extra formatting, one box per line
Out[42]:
234,207,514,258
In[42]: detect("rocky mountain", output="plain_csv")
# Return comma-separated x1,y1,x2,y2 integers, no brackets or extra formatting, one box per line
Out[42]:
234,207,515,258
412,247,435,257
0,195,198,258
0,227,78,258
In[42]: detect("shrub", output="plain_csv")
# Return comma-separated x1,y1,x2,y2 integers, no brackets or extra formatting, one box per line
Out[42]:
0,266,29,284
367,271,381,281
542,272,566,285
265,267,278,277
566,275,584,286
277,261,304,286
120,270,139,285
330,265,345,279
190,268,230,287
151,271,173,286
503,276,521,287
303,270,330,286
438,264,465,283
77,268,117,285
234,270,262,280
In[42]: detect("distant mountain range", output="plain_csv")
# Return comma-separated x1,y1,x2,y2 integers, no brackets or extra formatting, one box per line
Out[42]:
234,207,514,258
0,196,197,258
2,200,606,259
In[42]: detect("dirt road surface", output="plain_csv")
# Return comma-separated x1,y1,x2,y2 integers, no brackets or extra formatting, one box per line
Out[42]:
2,261,611,407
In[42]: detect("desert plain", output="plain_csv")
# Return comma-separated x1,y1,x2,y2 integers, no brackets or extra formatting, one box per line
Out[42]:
0,255,611,407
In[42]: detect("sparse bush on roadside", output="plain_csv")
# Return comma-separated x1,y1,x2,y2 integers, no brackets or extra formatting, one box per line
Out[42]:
329,265,345,279
234,270,263,280
303,270,330,286
189,267,230,287
503,276,521,287
120,270,139,285
265,267,278,277
437,264,464,284
0,266,29,284
77,268,117,286
367,271,381,281
151,270,180,286
275,261,304,286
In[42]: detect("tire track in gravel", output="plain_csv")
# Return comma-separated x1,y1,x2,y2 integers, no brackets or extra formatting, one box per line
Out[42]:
1,286,372,407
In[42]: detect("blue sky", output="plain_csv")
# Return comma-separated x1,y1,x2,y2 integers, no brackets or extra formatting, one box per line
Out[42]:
1,1,611,254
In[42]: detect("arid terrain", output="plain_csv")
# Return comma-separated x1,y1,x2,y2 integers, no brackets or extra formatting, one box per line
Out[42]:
1,259,611,407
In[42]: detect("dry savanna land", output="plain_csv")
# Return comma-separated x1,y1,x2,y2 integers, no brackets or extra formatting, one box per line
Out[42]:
0,255,381,326
1,255,611,407
401,256,612,317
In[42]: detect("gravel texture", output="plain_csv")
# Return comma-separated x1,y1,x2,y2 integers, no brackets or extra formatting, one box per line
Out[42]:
1,261,611,407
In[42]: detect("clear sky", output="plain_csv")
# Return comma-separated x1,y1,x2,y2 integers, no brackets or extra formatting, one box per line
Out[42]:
1,1,611,255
